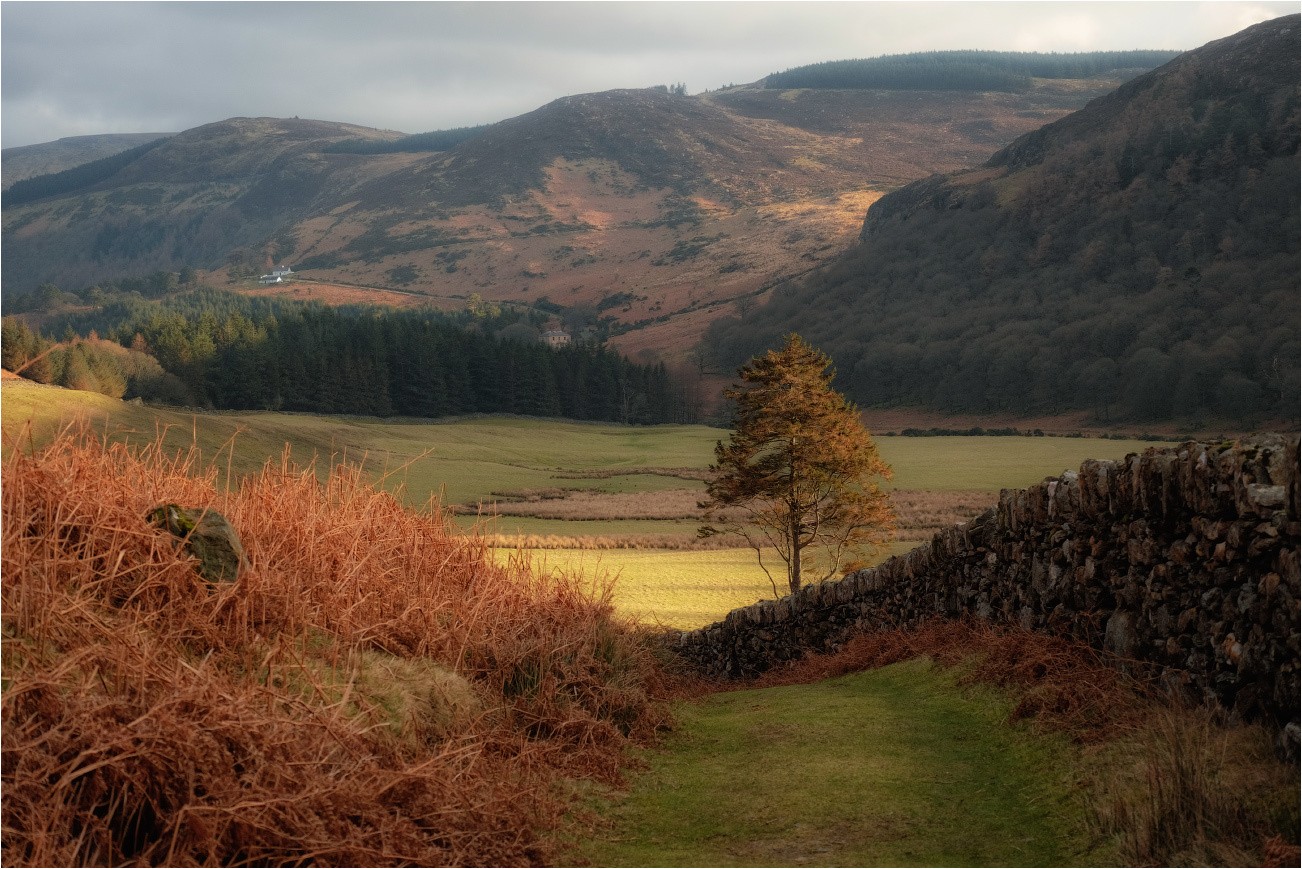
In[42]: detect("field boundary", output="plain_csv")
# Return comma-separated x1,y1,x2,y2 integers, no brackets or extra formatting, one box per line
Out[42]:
672,436,1300,748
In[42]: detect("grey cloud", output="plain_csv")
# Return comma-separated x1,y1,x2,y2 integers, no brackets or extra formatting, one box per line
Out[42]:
3,1,1296,148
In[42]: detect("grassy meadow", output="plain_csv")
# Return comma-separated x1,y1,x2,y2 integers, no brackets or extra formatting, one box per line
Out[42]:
2,379,1164,628
571,625,1299,867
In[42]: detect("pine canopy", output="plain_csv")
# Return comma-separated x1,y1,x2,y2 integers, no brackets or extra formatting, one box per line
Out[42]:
702,334,894,596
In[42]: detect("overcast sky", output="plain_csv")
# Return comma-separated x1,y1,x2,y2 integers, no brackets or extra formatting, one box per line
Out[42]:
2,1,1296,148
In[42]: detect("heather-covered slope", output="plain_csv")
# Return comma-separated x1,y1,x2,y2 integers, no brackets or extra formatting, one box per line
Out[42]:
1,117,410,294
2,72,1136,362
706,15,1300,426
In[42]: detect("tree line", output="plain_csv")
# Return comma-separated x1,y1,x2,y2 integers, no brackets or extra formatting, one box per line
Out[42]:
764,50,1180,92
2,137,169,208
3,287,691,424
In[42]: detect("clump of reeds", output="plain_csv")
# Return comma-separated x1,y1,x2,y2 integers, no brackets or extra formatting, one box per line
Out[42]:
1085,702,1300,867
2,424,674,866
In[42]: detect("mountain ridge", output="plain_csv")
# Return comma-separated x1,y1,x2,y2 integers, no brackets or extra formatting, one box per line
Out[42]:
2,70,1141,362
705,14,1300,426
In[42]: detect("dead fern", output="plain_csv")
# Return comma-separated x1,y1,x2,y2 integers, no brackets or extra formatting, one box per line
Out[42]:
2,424,676,866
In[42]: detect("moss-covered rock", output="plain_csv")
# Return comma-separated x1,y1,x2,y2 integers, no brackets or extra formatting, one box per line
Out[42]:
147,503,245,582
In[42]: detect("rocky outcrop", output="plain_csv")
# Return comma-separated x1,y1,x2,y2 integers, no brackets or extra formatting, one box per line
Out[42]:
671,436,1299,733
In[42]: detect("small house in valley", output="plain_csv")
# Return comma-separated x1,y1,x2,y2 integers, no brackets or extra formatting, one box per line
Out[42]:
542,329,571,348
258,266,294,285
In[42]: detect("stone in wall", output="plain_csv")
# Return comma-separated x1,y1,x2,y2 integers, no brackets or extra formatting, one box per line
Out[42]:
671,436,1300,736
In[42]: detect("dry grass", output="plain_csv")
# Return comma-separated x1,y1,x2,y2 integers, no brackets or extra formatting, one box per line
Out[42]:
464,487,991,543
751,620,1300,866
471,488,704,521
1,423,678,866
482,532,746,551
887,489,995,537
549,467,713,482
237,279,450,311
1086,702,1301,867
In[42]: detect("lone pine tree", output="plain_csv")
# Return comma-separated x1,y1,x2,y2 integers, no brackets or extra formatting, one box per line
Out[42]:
700,334,894,597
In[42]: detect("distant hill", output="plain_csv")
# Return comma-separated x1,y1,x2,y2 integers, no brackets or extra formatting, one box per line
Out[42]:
1,70,1142,363
705,15,1300,427
2,117,406,293
1,133,173,189
764,50,1181,92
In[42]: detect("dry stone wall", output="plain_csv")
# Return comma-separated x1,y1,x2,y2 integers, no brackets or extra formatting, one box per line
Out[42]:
671,436,1300,734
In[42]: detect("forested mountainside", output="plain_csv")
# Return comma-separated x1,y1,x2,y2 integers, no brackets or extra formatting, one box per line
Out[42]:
706,15,1300,426
3,138,171,207
2,65,1136,362
764,50,1180,92
1,133,174,189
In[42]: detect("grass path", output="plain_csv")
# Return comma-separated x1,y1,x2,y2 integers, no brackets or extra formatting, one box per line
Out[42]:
573,659,1095,867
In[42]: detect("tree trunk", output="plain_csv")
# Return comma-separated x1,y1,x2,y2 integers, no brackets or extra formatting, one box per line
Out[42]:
789,516,801,596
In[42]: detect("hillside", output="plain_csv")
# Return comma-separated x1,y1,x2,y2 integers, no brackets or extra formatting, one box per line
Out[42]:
1,132,173,189
3,72,1142,363
2,118,410,294
705,15,1301,426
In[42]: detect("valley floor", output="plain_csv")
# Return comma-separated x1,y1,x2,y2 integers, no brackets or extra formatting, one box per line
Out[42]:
0,377,1213,629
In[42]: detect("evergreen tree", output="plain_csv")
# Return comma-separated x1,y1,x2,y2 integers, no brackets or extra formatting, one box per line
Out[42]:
1,317,57,382
700,335,895,597
33,284,692,423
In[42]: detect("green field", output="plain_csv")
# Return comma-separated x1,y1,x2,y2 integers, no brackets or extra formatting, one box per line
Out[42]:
2,380,1166,628
1,381,719,508
2,379,1161,505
